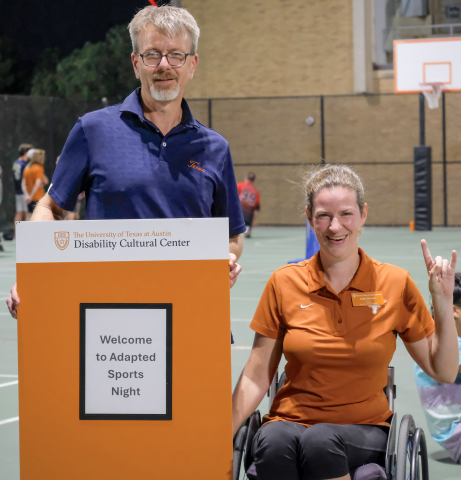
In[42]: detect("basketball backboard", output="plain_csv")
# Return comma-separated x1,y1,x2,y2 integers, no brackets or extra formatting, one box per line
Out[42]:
394,37,461,94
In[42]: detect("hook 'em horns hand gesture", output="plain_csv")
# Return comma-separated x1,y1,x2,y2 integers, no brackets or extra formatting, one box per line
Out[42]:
421,239,457,301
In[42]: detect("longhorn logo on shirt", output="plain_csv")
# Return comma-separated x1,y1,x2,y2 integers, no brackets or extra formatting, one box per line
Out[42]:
188,160,205,173
54,231,70,250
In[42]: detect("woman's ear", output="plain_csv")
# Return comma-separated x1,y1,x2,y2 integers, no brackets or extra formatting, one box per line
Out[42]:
454,305,460,320
306,207,313,228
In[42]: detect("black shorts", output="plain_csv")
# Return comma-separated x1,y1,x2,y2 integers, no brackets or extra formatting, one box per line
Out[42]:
27,200,38,214
243,209,255,227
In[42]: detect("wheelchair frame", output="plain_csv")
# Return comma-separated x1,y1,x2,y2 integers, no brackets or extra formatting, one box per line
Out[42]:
233,366,429,480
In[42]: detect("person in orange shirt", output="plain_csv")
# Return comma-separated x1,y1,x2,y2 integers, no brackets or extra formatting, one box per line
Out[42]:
22,149,46,220
237,172,260,238
232,164,459,480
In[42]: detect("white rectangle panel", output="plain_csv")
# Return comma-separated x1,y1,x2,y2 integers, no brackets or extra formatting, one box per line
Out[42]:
16,218,229,263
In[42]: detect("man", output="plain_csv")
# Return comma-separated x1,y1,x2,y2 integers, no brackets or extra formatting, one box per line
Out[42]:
7,5,245,318
13,143,33,226
237,172,260,238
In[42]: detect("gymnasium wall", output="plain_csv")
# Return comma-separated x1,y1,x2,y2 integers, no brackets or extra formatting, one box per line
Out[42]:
182,0,355,98
189,92,461,227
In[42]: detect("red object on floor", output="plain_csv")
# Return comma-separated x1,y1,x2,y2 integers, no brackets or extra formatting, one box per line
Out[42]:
148,0,158,5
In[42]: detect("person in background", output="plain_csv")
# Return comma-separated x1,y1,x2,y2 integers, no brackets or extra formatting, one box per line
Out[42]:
415,273,461,464
237,172,260,238
22,149,46,219
12,143,34,230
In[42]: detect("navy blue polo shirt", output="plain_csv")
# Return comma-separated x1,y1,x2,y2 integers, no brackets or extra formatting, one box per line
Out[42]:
49,89,245,238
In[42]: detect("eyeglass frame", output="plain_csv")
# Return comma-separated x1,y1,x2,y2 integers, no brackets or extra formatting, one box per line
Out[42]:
136,51,193,67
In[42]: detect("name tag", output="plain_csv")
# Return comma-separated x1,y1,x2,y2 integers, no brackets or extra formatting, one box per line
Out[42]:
351,292,384,307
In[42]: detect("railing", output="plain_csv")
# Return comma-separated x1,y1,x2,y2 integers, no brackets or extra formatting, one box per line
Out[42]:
388,22,461,40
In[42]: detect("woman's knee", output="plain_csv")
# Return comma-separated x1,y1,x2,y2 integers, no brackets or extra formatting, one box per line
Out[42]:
254,421,305,457
300,423,346,457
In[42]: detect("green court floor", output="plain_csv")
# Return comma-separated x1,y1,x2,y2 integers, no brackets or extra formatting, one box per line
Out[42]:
1,227,461,479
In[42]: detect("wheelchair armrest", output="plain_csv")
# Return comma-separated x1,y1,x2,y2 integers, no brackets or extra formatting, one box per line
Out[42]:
233,418,249,480
243,411,262,473
385,413,397,478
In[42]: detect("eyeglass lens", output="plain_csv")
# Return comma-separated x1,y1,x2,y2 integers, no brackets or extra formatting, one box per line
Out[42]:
142,52,186,66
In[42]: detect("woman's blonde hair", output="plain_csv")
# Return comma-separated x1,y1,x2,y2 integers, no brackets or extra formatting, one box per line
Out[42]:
128,5,200,54
28,149,45,166
304,164,365,216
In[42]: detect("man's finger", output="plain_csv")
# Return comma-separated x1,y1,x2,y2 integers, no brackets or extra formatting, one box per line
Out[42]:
421,239,434,271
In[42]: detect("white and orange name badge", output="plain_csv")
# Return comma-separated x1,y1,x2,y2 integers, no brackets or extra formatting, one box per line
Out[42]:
16,218,233,480
351,292,385,314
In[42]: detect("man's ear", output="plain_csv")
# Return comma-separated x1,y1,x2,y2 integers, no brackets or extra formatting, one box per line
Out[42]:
454,305,460,320
131,53,141,80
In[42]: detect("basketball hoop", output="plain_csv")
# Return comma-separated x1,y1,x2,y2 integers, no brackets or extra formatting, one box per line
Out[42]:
419,82,444,109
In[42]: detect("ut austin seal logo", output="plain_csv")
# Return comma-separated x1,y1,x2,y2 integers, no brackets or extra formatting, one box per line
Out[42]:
54,231,69,250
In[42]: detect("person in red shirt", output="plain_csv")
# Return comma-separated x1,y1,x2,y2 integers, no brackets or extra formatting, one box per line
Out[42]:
237,172,260,238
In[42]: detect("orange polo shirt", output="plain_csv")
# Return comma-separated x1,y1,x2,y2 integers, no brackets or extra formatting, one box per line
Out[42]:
250,248,435,428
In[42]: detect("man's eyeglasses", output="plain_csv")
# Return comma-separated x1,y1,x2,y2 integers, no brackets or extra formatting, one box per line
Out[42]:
136,52,192,67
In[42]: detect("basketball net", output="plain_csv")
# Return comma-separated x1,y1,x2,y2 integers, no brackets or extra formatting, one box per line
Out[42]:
420,82,444,109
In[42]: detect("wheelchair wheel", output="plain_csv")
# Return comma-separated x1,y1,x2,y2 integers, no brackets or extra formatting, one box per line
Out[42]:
396,414,415,480
410,428,429,480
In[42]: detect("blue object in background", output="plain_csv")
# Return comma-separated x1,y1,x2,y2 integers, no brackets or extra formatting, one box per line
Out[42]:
288,221,320,264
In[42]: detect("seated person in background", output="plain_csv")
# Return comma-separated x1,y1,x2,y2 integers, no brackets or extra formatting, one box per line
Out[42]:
232,164,459,480
22,149,46,220
237,172,260,238
415,273,461,464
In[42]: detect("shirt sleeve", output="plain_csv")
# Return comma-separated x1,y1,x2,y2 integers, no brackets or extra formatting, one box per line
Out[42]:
48,118,90,211
36,165,44,180
211,146,246,238
250,271,286,339
397,273,435,343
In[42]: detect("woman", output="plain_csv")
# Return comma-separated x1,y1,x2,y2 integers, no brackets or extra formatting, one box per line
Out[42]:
415,273,461,464
22,149,46,219
232,164,458,480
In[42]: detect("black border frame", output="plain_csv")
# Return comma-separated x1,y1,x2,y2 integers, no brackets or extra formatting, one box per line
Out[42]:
79,303,172,420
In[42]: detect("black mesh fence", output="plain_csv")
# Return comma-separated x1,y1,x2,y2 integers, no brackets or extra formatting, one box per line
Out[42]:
1,92,460,229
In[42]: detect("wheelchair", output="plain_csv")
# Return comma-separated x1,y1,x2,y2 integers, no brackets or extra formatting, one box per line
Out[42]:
233,366,429,480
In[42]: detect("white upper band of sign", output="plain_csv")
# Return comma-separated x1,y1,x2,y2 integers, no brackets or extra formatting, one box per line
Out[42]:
16,218,229,263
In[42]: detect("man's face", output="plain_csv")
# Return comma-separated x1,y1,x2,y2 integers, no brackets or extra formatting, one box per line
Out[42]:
131,24,198,102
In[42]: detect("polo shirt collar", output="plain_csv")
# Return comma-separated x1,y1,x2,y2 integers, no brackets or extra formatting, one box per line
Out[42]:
119,88,200,129
307,248,374,294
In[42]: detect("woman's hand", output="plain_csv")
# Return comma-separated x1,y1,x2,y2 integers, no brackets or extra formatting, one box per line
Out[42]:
421,239,457,302
25,194,31,204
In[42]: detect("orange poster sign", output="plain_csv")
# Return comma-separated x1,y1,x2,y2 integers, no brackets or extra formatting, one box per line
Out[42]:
16,218,232,480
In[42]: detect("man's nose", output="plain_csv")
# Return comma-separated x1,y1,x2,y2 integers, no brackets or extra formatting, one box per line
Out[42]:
158,55,171,68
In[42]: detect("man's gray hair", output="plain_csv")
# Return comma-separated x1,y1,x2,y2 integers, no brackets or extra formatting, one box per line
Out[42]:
128,6,200,55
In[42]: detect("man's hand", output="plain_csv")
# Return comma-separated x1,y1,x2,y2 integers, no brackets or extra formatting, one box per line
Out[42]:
229,253,242,288
25,195,31,204
6,282,19,319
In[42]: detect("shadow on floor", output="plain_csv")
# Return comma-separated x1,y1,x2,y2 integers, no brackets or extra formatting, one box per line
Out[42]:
429,451,458,464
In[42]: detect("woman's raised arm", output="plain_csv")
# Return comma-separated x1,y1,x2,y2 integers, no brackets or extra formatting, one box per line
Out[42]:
232,333,283,437
404,240,459,384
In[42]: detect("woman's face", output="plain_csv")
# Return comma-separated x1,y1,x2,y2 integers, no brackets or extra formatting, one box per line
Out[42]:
307,187,367,261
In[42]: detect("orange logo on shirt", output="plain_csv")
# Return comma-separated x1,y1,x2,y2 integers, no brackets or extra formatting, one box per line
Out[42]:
54,231,69,250
188,161,205,173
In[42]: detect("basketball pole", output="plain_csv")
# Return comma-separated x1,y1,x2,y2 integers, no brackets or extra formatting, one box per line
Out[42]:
414,93,432,231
